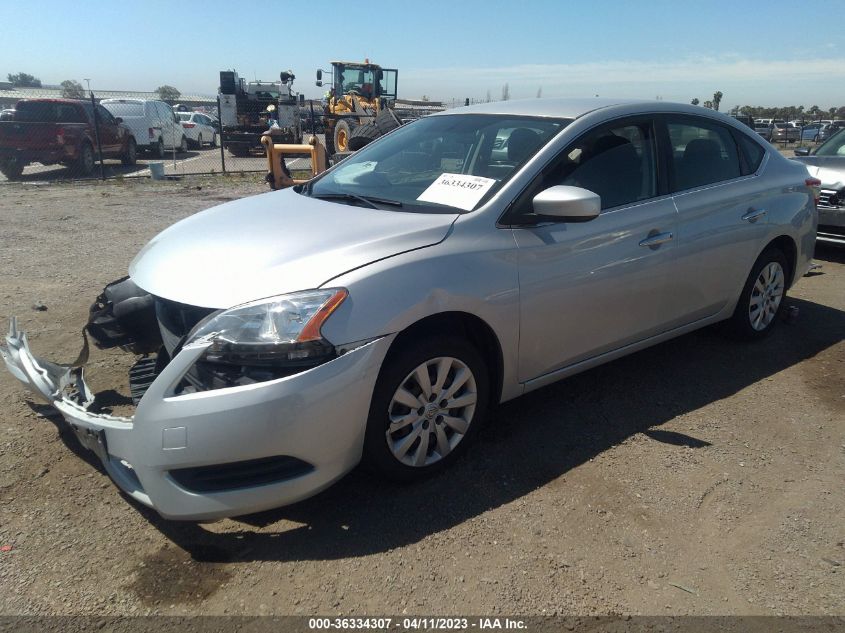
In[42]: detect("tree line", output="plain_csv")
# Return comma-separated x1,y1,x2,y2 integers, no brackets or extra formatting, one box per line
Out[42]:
6,72,182,103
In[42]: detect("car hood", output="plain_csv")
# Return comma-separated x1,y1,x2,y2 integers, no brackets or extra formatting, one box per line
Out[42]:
792,156,845,188
129,188,458,308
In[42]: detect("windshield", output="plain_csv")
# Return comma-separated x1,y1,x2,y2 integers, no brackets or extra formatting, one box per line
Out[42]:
304,114,570,213
337,65,377,96
815,129,845,156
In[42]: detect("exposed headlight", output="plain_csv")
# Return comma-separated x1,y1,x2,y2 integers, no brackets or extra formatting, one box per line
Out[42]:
179,288,347,391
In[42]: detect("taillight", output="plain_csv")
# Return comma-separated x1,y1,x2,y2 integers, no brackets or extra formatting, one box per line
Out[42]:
148,127,155,139
806,177,821,205
182,123,195,128
56,127,65,145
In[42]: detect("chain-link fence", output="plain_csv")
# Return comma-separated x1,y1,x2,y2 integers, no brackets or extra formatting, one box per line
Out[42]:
0,87,452,184
0,87,316,183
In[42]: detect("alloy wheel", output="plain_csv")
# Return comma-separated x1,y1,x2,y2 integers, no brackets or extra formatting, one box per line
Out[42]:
386,356,477,467
748,261,784,331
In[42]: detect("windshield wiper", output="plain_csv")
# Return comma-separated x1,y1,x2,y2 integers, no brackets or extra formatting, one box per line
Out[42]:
311,192,403,208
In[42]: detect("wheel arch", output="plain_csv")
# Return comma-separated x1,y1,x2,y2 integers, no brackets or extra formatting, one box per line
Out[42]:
384,311,504,408
763,234,797,287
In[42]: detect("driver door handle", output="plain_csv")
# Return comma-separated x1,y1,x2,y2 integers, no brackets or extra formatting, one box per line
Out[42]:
742,208,767,223
639,232,674,248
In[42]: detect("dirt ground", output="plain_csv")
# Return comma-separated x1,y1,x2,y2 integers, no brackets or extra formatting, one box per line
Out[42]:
0,177,843,617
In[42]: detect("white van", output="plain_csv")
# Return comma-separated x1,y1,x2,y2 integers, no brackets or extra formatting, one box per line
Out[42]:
100,99,188,157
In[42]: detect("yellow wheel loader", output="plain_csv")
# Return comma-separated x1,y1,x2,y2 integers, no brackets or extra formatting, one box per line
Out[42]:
316,60,402,158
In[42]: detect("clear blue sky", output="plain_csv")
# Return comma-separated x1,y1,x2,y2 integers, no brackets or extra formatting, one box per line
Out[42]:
4,0,845,108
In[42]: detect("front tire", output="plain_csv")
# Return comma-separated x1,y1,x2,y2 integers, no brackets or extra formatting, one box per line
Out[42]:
348,123,380,151
323,124,336,158
363,337,490,481
334,120,352,154
0,159,24,180
727,247,788,340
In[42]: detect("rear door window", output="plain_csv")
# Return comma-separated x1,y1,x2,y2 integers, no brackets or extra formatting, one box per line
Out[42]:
15,102,84,123
96,105,116,125
665,117,742,191
734,132,766,174
102,102,144,117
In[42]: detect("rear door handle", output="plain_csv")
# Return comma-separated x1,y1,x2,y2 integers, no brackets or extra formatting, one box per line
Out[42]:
639,232,674,248
742,208,767,222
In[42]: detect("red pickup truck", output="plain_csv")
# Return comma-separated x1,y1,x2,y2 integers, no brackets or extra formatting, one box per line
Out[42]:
0,99,137,180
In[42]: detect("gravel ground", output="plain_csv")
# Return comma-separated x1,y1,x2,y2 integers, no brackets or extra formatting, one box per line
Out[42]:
0,177,843,617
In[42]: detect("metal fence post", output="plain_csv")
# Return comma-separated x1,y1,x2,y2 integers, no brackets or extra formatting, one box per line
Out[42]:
217,95,226,174
89,92,105,180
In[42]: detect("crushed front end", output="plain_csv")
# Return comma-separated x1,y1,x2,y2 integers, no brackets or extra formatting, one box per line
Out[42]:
1,278,390,521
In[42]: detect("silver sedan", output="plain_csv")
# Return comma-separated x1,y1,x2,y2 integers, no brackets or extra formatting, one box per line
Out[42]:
793,128,845,245
2,99,818,520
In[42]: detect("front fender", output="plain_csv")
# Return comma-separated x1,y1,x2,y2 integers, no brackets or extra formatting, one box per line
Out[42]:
320,224,522,402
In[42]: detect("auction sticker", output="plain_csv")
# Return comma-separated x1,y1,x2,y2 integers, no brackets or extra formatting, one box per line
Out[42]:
417,173,496,211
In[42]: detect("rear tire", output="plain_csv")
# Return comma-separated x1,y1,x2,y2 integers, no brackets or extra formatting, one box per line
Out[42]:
348,123,381,151
0,159,24,180
121,138,137,166
375,107,402,135
153,138,164,159
75,143,95,177
726,247,789,340
362,336,490,482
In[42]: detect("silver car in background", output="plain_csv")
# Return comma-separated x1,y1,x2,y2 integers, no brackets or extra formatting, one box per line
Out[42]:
2,99,818,520
794,128,845,245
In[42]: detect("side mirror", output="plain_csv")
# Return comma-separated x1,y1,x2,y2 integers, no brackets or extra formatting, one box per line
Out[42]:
315,81,323,87
114,117,123,124
794,147,811,156
531,186,601,222
316,69,323,81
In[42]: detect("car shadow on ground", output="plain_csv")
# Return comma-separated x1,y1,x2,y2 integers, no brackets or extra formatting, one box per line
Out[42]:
116,294,845,563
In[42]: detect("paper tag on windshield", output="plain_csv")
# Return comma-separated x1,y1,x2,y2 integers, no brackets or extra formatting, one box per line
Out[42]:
416,173,496,211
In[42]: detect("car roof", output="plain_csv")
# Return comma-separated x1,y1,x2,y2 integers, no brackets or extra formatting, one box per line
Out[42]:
432,98,742,121
17,98,87,105
101,98,152,104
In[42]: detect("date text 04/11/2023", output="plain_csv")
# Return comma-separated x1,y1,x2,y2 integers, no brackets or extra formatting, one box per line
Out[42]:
307,617,527,630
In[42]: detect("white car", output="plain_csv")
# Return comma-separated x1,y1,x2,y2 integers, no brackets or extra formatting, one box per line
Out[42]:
178,112,218,148
100,99,188,157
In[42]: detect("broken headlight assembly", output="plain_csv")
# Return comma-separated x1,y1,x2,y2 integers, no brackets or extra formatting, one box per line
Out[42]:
178,288,348,392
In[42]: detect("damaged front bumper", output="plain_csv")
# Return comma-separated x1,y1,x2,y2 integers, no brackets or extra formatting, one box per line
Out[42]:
1,317,390,521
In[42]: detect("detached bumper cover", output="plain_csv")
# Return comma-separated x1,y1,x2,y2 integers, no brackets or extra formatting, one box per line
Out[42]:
1,317,391,520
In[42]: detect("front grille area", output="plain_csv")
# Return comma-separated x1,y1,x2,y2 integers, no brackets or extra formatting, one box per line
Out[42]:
154,298,216,354
169,455,314,493
819,189,842,209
